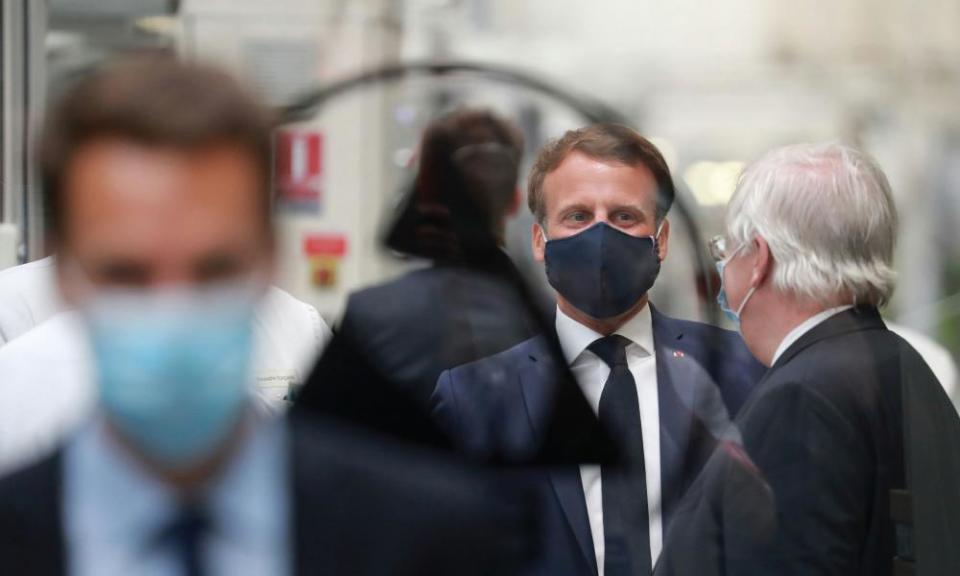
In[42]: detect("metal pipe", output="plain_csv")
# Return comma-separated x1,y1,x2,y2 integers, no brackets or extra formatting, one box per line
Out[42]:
0,0,46,263
281,60,718,323
1,0,27,230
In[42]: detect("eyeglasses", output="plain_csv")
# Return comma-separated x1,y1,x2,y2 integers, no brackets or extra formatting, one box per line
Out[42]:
708,235,731,263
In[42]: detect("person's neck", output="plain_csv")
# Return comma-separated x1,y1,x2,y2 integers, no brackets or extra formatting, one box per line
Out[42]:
106,414,249,496
558,295,648,336
745,295,846,366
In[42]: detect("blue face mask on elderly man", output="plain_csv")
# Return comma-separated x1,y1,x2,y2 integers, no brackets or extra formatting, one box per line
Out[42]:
715,241,757,327
82,281,258,468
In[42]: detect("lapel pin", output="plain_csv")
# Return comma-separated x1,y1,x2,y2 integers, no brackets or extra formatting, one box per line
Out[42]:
672,350,685,358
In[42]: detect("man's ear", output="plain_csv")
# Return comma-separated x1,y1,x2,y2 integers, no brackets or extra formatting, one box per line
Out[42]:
655,219,670,261
532,222,546,263
751,236,773,287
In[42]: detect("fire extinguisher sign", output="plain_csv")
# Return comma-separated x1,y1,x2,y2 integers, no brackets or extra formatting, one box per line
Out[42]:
303,233,348,289
275,130,323,213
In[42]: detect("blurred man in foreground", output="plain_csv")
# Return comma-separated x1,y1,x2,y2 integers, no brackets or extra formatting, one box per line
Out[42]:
433,124,765,575
657,143,960,576
0,55,536,575
0,86,333,470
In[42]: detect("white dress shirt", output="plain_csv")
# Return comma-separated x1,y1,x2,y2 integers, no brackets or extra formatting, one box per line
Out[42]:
64,413,291,576
771,305,854,366
0,287,331,474
555,304,662,574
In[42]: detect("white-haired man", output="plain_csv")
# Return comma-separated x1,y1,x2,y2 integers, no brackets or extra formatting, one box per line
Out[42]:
656,143,960,576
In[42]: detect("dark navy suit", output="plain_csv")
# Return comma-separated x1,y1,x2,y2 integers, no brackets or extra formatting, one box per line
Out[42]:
0,415,541,576
655,307,960,576
432,305,765,575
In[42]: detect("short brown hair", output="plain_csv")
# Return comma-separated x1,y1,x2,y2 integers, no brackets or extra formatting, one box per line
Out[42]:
418,108,524,225
527,123,675,224
40,53,275,241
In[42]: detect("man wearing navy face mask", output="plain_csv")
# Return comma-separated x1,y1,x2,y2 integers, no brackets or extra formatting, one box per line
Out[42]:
433,124,765,576
0,55,539,576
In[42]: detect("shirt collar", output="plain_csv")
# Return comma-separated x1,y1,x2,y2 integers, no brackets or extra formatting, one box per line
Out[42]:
555,303,654,366
771,304,854,365
66,416,176,550
66,409,286,550
213,414,289,544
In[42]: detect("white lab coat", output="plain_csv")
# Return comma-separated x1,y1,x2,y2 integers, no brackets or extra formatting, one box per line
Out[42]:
0,286,331,473
0,256,63,346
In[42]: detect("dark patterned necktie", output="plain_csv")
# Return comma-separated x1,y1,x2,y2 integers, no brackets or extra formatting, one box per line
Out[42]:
589,335,652,576
156,504,211,576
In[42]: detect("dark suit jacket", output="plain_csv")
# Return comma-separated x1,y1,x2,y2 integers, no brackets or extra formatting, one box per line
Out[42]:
656,306,960,576
294,262,613,463
293,263,539,446
327,265,539,406
0,415,539,576
432,305,765,575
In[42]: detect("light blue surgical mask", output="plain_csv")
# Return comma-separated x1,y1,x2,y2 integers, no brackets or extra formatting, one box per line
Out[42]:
83,283,258,468
716,243,756,327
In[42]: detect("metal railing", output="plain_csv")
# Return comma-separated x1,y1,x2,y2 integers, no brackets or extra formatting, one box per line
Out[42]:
0,0,46,267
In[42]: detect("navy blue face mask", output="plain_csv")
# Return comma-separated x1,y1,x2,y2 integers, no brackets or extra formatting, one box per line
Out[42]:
543,222,662,319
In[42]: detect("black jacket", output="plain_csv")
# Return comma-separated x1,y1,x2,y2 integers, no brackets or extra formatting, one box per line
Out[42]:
0,415,539,576
433,306,765,575
656,306,960,576
304,264,539,410
293,261,612,463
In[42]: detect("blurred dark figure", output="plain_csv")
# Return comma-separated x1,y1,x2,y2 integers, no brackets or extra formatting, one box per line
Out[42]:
300,109,534,410
657,143,960,576
0,55,538,576
432,124,766,576
295,109,611,465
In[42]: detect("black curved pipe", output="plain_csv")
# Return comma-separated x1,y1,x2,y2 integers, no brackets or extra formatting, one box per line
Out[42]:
280,60,718,324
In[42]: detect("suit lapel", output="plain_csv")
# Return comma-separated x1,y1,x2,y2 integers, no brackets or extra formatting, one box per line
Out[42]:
651,308,699,527
548,468,597,575
519,339,598,575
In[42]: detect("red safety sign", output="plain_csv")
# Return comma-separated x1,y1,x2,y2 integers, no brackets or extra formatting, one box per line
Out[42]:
304,234,348,257
303,233,348,289
275,130,323,212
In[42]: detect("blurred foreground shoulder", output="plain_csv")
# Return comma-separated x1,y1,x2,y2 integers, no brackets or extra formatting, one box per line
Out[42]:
0,450,65,575
288,414,539,576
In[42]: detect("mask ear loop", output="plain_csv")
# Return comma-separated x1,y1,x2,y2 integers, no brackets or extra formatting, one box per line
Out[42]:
651,221,666,259
735,284,757,318
726,239,757,319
